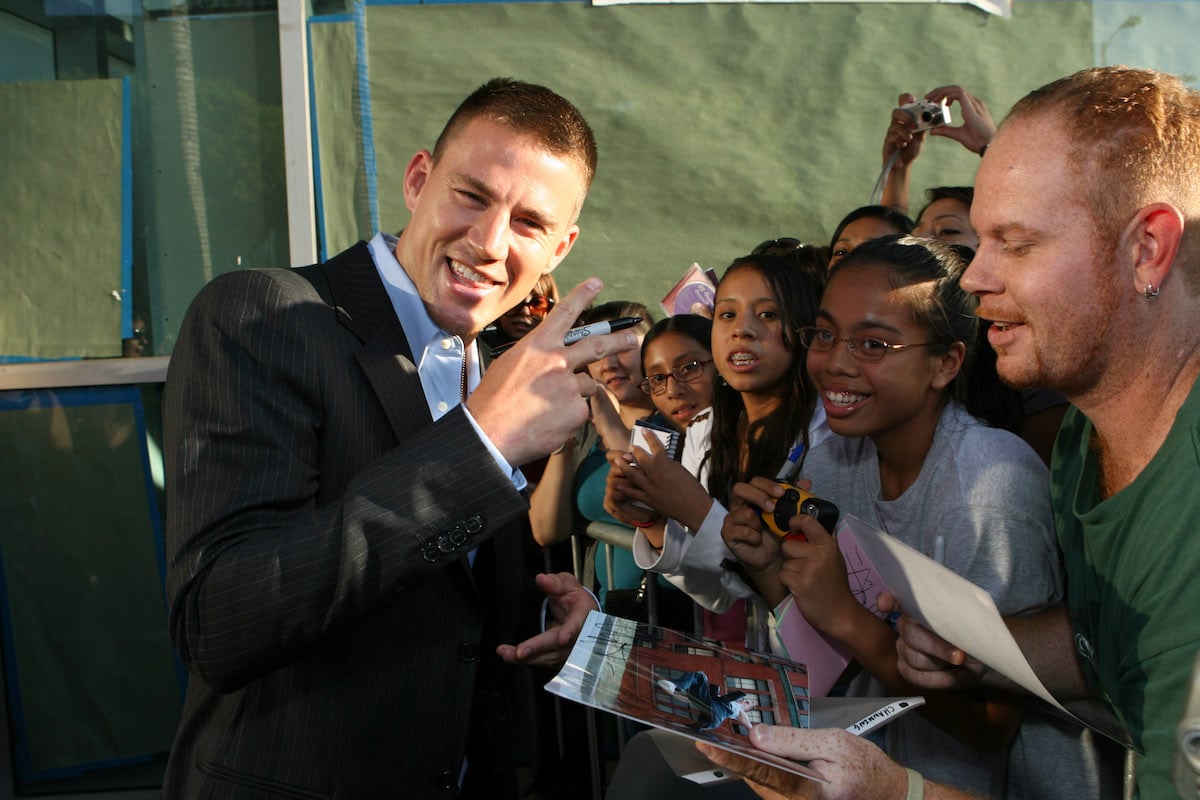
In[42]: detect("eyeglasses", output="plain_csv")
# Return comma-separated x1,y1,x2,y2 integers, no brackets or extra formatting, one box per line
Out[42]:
797,327,939,363
639,360,712,395
503,294,555,317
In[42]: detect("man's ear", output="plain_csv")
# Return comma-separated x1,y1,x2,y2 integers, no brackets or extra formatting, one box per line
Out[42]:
545,224,580,274
403,150,434,213
1124,202,1184,295
931,341,967,392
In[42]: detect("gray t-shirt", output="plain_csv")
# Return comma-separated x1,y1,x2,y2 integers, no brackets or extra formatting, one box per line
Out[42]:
802,400,1116,799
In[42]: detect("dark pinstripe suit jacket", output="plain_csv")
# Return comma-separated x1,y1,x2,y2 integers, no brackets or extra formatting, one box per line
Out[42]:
161,242,536,799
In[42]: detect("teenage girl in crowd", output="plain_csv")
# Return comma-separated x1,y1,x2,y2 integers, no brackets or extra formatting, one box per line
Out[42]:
722,235,1117,799
604,250,829,647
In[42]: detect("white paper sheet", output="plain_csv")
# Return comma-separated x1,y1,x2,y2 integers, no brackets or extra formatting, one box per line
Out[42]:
843,513,1069,714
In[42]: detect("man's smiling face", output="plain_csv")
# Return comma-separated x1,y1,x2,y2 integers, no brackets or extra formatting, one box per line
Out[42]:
964,113,1122,397
395,116,587,341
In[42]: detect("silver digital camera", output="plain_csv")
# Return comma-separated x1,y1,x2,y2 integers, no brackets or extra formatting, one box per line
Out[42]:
900,98,952,131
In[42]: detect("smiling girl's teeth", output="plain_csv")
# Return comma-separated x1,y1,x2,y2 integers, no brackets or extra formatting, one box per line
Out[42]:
730,353,755,365
450,260,488,283
826,390,866,405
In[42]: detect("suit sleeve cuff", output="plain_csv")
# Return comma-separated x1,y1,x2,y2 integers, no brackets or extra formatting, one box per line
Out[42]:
461,403,528,493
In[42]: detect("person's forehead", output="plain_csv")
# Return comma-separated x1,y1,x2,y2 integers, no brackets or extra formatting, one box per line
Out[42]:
442,117,588,183
973,116,1084,223
920,198,969,221
716,269,773,302
645,333,707,362
825,264,920,321
989,114,1075,178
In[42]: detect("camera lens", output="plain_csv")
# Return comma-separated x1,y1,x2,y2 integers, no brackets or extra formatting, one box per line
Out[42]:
921,110,934,122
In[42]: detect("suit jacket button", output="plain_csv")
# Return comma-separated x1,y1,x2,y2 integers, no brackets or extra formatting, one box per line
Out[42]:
458,641,480,662
435,769,456,790
464,515,483,535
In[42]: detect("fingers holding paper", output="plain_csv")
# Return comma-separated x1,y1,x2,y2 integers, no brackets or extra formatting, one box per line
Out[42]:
696,725,912,800
882,592,986,691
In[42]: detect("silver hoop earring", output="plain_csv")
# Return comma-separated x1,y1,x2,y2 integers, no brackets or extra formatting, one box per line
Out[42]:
1143,283,1160,299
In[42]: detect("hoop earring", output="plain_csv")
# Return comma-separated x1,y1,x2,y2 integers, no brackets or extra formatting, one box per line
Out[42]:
1143,283,1160,299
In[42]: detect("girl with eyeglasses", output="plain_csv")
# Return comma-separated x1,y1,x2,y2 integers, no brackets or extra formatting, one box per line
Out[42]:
723,235,1111,799
637,315,715,430
605,252,830,646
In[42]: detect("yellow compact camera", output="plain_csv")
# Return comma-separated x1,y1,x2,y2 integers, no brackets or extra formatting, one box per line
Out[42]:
762,484,840,541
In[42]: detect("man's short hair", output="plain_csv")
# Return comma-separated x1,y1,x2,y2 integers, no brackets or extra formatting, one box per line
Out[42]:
1005,66,1200,292
433,77,598,192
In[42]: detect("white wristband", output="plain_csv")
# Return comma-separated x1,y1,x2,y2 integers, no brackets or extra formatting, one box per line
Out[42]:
905,768,925,800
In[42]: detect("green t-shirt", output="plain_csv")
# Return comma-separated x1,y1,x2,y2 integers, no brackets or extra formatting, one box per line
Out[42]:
1053,374,1200,798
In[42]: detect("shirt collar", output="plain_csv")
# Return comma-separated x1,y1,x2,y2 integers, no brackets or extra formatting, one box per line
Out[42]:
368,232,480,401
369,231,442,352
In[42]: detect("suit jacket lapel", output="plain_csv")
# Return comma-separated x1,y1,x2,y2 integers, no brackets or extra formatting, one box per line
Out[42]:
320,242,432,442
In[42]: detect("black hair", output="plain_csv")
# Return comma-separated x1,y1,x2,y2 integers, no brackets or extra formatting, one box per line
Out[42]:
640,314,713,364
828,205,915,256
915,186,975,224
434,77,598,189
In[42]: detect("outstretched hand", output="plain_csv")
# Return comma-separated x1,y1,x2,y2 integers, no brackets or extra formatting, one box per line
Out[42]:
603,450,664,529
777,516,856,638
496,572,598,668
886,86,995,167
607,433,712,529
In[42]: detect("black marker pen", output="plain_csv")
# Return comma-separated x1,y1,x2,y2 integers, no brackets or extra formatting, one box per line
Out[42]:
563,316,642,345
490,316,642,356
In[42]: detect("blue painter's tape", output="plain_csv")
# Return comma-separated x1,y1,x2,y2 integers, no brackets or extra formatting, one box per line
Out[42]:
121,77,133,340
354,1,380,233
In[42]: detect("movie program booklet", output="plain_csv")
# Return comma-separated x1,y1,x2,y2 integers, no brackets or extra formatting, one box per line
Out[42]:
546,611,924,786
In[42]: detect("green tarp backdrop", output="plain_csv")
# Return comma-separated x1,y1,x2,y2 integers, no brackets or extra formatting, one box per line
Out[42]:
313,1,1092,312
0,79,126,359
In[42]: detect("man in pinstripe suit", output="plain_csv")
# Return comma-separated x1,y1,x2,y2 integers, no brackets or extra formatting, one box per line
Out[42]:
161,79,634,799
